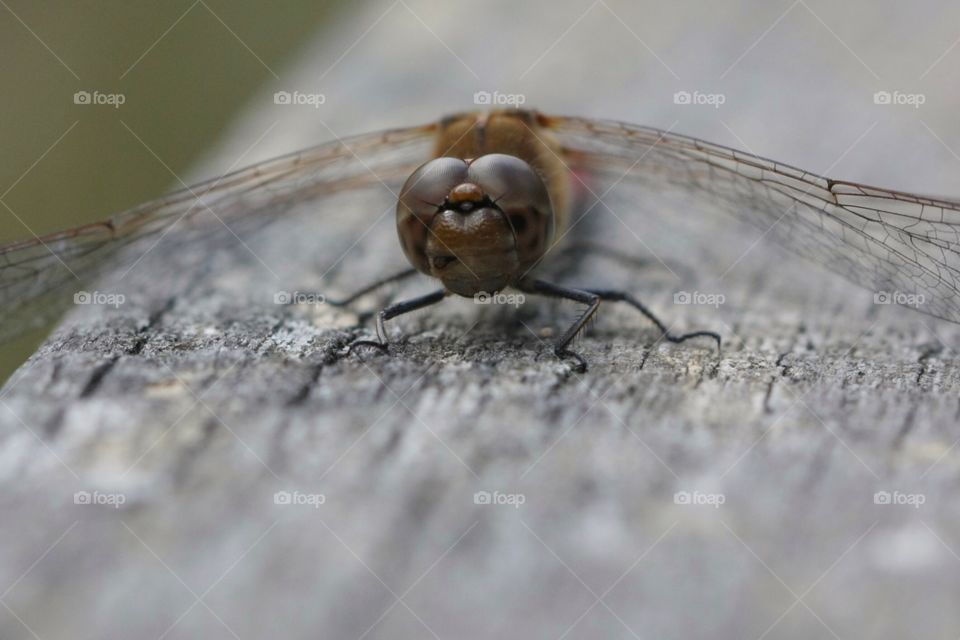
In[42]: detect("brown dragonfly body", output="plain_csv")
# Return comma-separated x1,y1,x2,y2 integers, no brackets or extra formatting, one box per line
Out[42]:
356,109,719,369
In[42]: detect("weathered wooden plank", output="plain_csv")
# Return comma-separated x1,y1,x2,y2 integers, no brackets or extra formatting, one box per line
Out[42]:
2,157,958,639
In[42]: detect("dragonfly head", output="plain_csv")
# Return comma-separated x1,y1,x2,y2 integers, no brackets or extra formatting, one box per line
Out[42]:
396,154,555,297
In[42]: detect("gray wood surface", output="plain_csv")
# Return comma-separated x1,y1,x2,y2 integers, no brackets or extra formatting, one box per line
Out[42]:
4,2,960,639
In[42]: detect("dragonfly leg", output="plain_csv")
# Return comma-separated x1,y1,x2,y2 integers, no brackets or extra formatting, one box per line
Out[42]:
517,279,600,373
585,288,721,351
349,289,447,354
325,267,418,307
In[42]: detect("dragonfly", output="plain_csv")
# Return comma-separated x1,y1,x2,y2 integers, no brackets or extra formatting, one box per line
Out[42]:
1,109,959,370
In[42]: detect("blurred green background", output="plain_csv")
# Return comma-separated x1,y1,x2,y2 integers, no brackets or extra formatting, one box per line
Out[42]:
0,1,345,383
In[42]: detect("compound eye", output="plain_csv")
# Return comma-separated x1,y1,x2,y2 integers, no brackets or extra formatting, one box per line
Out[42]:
466,154,552,216
399,157,470,217
397,157,470,274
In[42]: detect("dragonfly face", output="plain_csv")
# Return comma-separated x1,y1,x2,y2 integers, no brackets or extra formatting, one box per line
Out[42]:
396,153,554,297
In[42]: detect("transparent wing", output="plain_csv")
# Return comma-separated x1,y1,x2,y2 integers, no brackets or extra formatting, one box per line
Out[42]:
544,114,960,324
0,121,437,342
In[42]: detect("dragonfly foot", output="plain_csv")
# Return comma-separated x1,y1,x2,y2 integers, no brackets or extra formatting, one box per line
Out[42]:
555,347,588,373
662,329,722,352
346,339,389,355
